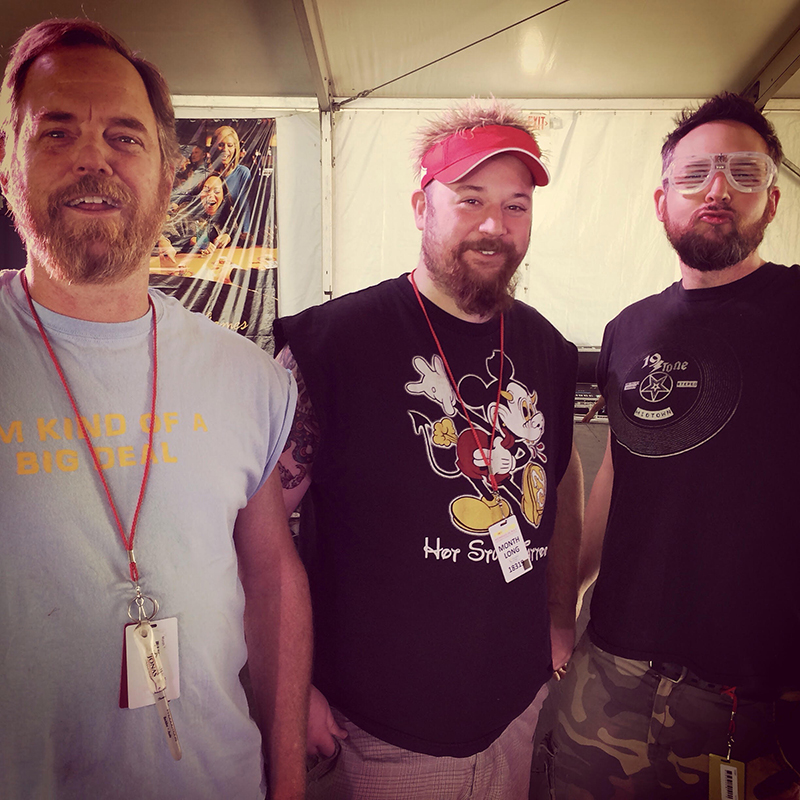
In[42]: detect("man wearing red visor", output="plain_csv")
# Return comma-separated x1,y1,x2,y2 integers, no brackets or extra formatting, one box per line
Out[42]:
274,101,583,798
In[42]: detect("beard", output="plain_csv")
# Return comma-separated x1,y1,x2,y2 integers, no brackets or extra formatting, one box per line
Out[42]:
664,203,772,272
422,222,524,318
7,171,170,286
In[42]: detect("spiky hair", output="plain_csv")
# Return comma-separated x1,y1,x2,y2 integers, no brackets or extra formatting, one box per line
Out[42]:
661,92,783,172
411,97,536,179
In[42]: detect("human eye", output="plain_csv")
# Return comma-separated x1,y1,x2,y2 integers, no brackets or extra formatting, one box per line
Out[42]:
672,157,711,193
110,132,144,148
672,157,710,190
36,126,72,144
729,155,767,188
31,113,78,144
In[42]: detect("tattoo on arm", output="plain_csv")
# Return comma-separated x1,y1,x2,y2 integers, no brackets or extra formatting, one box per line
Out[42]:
277,344,320,490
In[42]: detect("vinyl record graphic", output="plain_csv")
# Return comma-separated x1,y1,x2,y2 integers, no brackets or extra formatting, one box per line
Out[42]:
606,325,741,457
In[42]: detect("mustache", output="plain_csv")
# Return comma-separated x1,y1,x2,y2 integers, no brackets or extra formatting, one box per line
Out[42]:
48,176,135,216
457,238,516,256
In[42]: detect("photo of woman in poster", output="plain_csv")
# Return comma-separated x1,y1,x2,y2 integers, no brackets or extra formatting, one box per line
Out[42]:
211,125,252,241
149,117,278,353
157,174,234,266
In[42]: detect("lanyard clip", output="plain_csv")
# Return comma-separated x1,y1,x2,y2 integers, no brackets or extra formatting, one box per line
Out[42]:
127,585,160,623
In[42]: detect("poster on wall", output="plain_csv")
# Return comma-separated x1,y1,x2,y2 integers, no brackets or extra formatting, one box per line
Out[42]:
148,118,278,352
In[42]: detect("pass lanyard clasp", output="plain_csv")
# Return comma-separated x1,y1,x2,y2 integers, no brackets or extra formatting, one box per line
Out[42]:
127,584,159,624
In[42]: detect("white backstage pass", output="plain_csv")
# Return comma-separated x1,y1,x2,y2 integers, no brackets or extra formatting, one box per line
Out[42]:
489,514,532,583
123,616,180,709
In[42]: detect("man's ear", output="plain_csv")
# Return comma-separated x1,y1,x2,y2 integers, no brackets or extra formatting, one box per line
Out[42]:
412,189,427,232
766,185,780,222
654,185,666,222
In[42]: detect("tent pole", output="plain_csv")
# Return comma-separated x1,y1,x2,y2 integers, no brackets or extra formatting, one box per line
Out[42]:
742,23,800,109
292,0,335,112
320,110,334,299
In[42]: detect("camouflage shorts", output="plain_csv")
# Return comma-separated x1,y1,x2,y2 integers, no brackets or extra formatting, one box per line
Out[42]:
531,633,795,800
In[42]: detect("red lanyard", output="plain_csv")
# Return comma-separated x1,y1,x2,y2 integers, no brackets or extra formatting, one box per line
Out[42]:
410,270,505,493
20,273,157,584
721,685,738,759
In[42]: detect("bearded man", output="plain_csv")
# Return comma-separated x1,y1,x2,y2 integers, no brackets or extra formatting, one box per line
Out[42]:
536,93,800,799
274,101,583,799
0,19,310,799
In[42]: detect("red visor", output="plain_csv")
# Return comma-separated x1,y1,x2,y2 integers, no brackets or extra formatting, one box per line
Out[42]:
420,124,549,189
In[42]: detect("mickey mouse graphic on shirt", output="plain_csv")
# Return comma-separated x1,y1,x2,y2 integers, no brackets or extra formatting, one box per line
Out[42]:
407,349,547,535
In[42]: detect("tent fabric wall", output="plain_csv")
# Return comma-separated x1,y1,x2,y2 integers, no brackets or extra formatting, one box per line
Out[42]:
518,109,679,347
762,112,800,266
325,104,800,347
162,101,800,347
276,111,324,315
330,109,425,298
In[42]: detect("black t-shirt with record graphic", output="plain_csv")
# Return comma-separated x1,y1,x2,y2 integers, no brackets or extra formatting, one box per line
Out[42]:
590,263,800,693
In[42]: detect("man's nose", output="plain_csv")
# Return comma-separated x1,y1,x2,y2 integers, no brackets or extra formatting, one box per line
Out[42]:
478,209,506,236
73,138,113,176
705,170,731,202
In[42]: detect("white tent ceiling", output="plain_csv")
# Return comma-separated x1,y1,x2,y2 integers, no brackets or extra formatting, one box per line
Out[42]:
3,0,800,105
4,0,800,348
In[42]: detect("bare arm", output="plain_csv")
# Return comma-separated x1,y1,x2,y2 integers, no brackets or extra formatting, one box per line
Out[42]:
547,442,584,673
274,345,346,756
234,469,312,799
577,430,613,613
580,394,605,424
276,344,319,516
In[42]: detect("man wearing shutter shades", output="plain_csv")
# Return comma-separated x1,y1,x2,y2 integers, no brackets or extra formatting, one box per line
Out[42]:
538,94,800,799
274,100,583,798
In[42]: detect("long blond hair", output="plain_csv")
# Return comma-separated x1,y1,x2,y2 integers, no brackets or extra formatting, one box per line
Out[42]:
211,125,241,177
